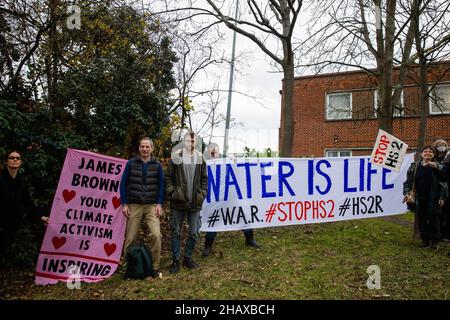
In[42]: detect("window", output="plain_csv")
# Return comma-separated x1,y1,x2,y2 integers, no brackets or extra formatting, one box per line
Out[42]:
325,150,352,157
429,84,450,114
374,89,404,117
326,92,352,120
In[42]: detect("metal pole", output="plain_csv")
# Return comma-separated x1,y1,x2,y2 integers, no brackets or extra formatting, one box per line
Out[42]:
223,1,239,158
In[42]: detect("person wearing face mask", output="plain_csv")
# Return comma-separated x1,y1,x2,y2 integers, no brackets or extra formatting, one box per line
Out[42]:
0,151,49,261
432,140,450,241
432,144,450,257
403,145,447,249
444,150,450,257
202,143,260,258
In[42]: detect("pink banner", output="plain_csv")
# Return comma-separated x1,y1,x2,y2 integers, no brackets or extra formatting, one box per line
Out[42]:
35,149,127,285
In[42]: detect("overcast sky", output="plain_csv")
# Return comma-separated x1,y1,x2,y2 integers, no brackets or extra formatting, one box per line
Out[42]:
186,8,285,155
151,1,311,154
192,37,283,154
147,0,450,154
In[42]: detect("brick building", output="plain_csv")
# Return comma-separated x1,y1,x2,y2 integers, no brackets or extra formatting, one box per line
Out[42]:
279,62,450,157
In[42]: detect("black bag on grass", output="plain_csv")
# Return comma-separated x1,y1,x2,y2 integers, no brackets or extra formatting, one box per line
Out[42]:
124,244,153,279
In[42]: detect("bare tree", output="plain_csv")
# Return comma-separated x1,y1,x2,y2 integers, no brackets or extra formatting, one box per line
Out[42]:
0,0,52,97
411,0,450,152
300,0,449,136
192,87,226,144
300,0,416,132
153,1,273,149
206,0,303,157
154,0,304,157
151,2,229,134
168,33,226,129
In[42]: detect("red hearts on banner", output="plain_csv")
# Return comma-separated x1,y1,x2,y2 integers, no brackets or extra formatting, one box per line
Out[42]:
62,189,76,203
52,236,67,250
104,243,116,256
112,197,121,210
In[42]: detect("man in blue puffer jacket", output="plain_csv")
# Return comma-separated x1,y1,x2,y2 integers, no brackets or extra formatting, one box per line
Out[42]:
120,137,165,278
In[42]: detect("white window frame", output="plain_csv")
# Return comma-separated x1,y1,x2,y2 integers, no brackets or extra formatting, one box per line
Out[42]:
326,92,352,120
429,83,450,115
374,89,404,117
324,149,353,157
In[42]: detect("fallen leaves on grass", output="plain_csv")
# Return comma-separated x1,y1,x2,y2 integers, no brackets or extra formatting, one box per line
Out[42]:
232,275,253,285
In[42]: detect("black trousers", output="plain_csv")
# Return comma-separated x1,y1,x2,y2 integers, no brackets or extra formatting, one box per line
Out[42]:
0,229,12,264
440,200,450,238
417,196,441,242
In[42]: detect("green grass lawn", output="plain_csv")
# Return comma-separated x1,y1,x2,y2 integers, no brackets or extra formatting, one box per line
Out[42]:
1,212,450,300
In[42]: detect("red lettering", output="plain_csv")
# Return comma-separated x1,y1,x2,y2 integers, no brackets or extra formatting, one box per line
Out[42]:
277,200,335,221
286,201,295,221
380,135,390,145
277,202,287,222
295,201,305,221
316,201,325,219
375,145,387,155
304,201,312,219
319,200,326,218
373,155,384,164
327,200,335,218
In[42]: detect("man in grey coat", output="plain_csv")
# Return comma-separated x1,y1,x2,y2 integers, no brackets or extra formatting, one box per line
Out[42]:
166,131,208,273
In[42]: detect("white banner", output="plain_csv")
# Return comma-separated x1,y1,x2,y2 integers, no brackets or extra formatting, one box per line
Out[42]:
200,154,414,232
370,129,409,172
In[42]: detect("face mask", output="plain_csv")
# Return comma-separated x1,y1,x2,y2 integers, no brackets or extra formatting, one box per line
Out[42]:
437,146,447,153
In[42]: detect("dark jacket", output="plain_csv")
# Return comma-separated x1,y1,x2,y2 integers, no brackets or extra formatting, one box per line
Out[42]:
435,152,450,196
403,160,447,209
0,169,39,253
445,153,450,185
165,149,208,211
119,157,165,205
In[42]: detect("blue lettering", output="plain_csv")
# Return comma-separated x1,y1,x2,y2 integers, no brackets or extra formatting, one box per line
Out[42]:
207,165,221,203
344,159,357,192
278,161,296,197
382,168,394,189
359,158,365,192
308,160,314,195
224,164,243,201
315,160,332,195
261,162,276,198
236,162,257,199
367,162,378,191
